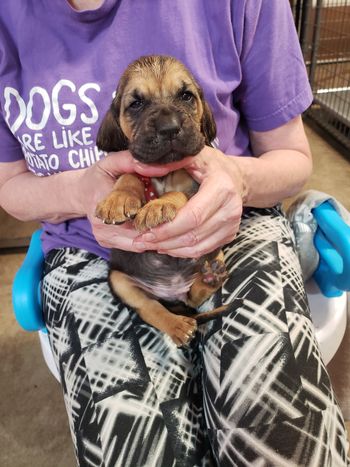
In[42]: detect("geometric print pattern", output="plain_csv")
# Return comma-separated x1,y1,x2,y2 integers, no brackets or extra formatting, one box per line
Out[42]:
41,206,349,466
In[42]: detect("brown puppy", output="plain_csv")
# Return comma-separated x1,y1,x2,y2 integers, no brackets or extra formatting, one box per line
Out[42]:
96,55,227,346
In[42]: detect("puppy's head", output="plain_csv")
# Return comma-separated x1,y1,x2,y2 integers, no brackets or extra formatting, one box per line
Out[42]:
97,55,216,164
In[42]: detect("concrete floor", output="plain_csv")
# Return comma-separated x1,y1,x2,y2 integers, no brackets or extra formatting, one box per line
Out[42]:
0,124,349,466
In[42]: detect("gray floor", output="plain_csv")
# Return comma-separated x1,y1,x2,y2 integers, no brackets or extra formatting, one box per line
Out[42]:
0,124,349,466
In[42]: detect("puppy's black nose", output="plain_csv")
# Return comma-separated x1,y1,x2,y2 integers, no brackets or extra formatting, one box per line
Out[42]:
156,113,181,139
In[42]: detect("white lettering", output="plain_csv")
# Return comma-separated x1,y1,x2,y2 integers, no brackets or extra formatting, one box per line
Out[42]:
52,127,67,149
26,86,51,130
23,150,60,173
51,127,94,149
3,81,101,134
52,79,77,125
48,154,60,170
18,133,45,152
81,126,93,145
4,87,26,133
68,146,105,168
34,133,45,151
68,129,84,146
19,133,36,152
79,83,100,124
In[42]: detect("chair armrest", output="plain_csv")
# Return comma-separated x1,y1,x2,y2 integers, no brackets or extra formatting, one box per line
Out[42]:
12,229,46,331
312,201,350,297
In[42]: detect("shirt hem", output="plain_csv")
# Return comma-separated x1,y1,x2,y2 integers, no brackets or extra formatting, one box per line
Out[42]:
246,87,314,132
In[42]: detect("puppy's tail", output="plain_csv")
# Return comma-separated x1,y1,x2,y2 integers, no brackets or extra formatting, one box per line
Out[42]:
191,305,228,325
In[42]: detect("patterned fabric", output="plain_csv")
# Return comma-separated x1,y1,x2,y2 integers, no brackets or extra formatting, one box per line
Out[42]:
42,207,349,467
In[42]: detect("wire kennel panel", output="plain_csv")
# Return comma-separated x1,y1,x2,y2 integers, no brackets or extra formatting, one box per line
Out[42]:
293,0,350,154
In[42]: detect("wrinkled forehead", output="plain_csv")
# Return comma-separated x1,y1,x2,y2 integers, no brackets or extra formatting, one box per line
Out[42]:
121,61,198,101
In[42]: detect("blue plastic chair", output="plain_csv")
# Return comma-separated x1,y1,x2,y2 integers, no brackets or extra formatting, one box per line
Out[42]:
12,200,350,367
12,229,46,332
12,229,60,379
312,201,350,297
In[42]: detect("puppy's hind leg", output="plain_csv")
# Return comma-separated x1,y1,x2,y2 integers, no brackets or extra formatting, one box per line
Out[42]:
187,250,227,308
186,250,228,324
186,276,228,325
109,270,197,347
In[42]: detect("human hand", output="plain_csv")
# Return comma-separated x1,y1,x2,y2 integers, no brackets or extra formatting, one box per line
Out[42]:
132,146,246,258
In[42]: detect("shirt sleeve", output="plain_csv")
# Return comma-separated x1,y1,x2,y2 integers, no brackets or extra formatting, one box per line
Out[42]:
233,0,313,132
0,110,24,162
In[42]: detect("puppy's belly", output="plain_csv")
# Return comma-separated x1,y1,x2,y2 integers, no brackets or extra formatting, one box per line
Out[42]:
110,249,198,302
132,275,195,302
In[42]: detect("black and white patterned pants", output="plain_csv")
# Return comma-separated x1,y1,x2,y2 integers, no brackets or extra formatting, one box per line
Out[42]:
42,207,349,466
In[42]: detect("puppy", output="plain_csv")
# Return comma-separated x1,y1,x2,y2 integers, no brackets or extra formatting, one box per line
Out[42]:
96,55,227,346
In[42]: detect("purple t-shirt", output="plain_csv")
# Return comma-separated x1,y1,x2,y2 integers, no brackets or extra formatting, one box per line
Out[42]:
0,0,313,260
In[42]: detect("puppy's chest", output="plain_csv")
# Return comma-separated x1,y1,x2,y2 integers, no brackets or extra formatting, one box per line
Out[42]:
151,169,199,199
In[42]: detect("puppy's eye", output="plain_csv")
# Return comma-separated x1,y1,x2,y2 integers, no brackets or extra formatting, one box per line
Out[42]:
181,91,194,102
129,99,144,110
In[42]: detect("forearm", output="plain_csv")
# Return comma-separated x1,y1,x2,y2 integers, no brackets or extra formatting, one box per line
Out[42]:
234,149,312,208
233,116,313,207
0,151,139,225
0,169,84,223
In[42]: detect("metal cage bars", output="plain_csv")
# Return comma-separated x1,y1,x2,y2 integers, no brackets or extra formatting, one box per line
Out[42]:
292,0,350,154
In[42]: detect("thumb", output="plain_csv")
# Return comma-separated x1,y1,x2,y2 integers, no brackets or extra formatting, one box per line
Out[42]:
98,151,197,179
133,156,196,177
98,151,137,177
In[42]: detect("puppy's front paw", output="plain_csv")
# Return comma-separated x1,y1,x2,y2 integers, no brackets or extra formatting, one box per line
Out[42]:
96,190,142,224
134,200,177,232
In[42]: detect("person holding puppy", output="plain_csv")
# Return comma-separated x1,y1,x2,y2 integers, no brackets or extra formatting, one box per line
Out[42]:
0,1,348,466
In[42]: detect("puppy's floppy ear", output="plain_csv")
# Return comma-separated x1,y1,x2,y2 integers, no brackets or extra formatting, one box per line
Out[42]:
200,100,217,146
96,102,128,152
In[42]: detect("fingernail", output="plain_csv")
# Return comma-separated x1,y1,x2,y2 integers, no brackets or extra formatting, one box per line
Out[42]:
142,232,156,242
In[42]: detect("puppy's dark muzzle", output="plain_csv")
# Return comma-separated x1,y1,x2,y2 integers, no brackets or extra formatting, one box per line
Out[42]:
130,108,205,164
